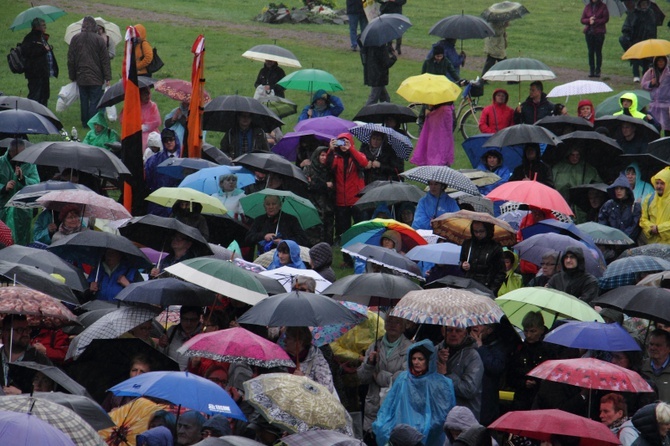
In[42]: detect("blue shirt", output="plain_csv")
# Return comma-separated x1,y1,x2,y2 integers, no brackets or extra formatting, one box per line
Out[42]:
411,192,459,230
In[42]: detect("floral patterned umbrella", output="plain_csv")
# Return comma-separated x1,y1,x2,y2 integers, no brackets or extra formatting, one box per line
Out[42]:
311,302,368,347
37,190,131,220
0,286,77,328
154,78,212,103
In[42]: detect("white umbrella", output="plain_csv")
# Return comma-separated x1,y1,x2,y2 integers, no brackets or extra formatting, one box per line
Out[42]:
242,44,302,68
64,17,122,47
482,58,556,82
547,80,613,98
260,266,331,293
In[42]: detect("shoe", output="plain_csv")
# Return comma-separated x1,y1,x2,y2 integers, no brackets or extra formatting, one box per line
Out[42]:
595,71,601,77
351,46,357,52
634,77,640,83
588,72,596,78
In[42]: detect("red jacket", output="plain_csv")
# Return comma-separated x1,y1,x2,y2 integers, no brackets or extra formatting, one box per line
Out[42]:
479,88,515,134
328,133,367,207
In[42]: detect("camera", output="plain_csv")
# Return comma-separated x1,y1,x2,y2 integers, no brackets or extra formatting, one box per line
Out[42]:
334,139,346,147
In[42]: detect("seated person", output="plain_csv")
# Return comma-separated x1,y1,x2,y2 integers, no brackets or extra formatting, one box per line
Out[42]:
553,147,601,203
412,181,459,230
546,247,599,303
626,162,654,202
267,240,306,270
150,232,198,278
245,194,309,254
220,112,268,158
598,173,642,241
82,111,119,149
298,89,344,121
510,144,554,187
51,204,88,243
476,149,512,195
88,248,143,301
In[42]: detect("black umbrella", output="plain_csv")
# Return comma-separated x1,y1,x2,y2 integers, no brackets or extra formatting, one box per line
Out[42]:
12,361,90,396
568,183,609,214
543,131,622,181
354,182,424,209
423,275,495,297
0,138,33,150
535,115,594,136
353,102,417,124
341,242,424,280
647,136,670,162
594,115,660,145
202,143,232,165
0,109,60,135
429,13,494,40
0,245,88,292
203,95,284,133
118,214,213,256
0,96,63,130
115,278,216,307
360,13,412,47
233,152,308,183
483,124,561,148
322,273,422,306
204,214,249,247
617,154,670,184
592,285,670,325
12,141,131,180
97,76,156,108
0,260,79,305
250,272,289,295
32,392,115,430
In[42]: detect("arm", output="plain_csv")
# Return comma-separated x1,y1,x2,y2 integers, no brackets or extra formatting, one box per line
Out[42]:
327,95,344,117
298,105,312,122
349,147,370,169
411,197,430,230
164,108,187,128
136,41,153,71
627,203,642,239
100,39,112,82
478,106,495,133
487,245,507,294
579,277,600,304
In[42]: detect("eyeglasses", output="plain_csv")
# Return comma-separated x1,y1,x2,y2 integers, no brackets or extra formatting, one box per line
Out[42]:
540,262,555,266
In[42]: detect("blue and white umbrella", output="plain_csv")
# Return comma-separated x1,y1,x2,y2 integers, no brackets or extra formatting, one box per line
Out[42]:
349,123,413,160
401,165,480,196
179,165,256,195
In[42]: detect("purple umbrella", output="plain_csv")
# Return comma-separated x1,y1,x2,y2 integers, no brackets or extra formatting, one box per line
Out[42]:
294,116,356,137
515,233,606,277
271,130,332,161
0,410,75,446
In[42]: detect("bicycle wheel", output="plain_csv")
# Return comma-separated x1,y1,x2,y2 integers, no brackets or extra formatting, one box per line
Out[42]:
459,106,484,140
405,103,423,141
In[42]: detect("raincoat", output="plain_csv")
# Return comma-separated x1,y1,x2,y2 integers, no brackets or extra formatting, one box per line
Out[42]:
133,24,153,76
614,92,647,120
435,336,484,420
475,149,512,195
298,90,344,121
411,191,459,230
478,89,515,134
267,240,306,270
578,99,595,124
331,310,385,363
135,426,173,446
628,162,655,201
0,152,40,245
642,56,670,131
411,103,455,166
372,340,456,446
87,260,141,302
498,249,522,297
82,111,119,149
547,246,599,303
552,151,602,202
598,173,641,240
459,222,506,295
211,187,245,221
327,132,367,207
640,167,670,244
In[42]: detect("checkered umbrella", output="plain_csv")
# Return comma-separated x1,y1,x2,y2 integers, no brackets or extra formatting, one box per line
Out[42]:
598,255,670,290
349,123,413,160
400,166,480,196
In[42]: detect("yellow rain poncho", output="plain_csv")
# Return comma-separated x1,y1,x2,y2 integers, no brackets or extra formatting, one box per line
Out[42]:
640,167,670,244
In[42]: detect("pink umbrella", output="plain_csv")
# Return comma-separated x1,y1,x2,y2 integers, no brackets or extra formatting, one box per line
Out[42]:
37,190,131,220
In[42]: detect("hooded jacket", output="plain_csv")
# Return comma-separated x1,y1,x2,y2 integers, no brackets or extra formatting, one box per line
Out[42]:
598,173,642,239
327,132,368,207
578,99,595,124
412,190,460,230
298,90,345,121
546,246,599,303
498,248,522,297
514,92,555,124
614,92,647,120
510,144,554,187
627,162,655,201
631,403,666,446
444,406,479,441
479,89,515,133
373,339,456,446
459,222,506,295
82,111,119,149
642,56,670,131
21,25,58,80
133,24,154,75
552,148,602,202
67,16,111,86
453,425,493,446
640,167,670,243
622,1,657,46
309,242,336,282
135,426,173,446
267,239,306,270
475,150,512,195
381,229,403,253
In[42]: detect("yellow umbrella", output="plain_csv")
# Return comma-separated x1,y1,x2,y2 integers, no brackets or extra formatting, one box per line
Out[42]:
396,73,461,105
99,397,170,446
145,187,227,216
622,39,670,60
431,210,517,246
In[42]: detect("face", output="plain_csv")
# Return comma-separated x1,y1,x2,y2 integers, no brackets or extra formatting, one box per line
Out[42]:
428,181,444,197
472,222,487,240
94,123,104,133
541,258,557,278
220,176,237,192
32,372,54,392
563,252,578,270
370,133,383,148
658,58,667,70
130,361,151,378
284,333,304,355
614,187,627,200
486,154,499,168
385,316,405,341
63,211,81,229
504,258,513,271
177,417,202,446
470,325,492,339
411,352,427,374
3,319,31,352
599,402,623,427
314,98,327,108
206,369,228,389
384,116,397,128
171,233,193,252
621,123,635,140
180,311,201,334
639,0,649,10
659,423,670,437
104,249,122,266
163,137,177,153
400,209,414,224
494,92,506,104
567,150,580,165
610,352,631,369
130,320,153,341
238,113,252,128
626,169,637,187
523,325,543,344
578,105,593,118
656,180,666,197
277,248,290,265
444,326,467,347
589,191,605,208
264,197,281,217
140,89,151,104
381,238,395,250
648,335,670,363
525,147,537,161
319,151,328,165
529,85,542,101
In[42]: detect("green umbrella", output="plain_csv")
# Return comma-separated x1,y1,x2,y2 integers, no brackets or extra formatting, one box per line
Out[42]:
239,188,321,229
10,5,66,31
257,95,298,118
276,69,344,94
496,287,603,330
596,90,651,118
576,222,635,246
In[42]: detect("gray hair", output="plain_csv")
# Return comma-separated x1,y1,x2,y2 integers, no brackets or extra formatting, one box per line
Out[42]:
293,276,316,293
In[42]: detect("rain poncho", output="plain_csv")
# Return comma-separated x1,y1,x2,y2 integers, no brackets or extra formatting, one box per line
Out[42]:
552,150,602,203
411,191,459,230
331,310,385,363
642,56,670,131
267,240,306,270
373,339,456,446
614,92,647,120
640,167,670,244
475,149,512,195
498,248,522,297
627,162,655,201
598,173,641,240
0,151,40,246
82,111,119,149
211,186,245,221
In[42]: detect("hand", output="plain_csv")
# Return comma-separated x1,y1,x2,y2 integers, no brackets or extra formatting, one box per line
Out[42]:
367,351,378,365
462,261,470,271
227,386,242,402
366,161,373,170
471,330,484,347
300,159,311,167
525,379,537,388
117,275,130,287
651,225,660,235
293,367,305,376
2,386,21,395
32,342,47,356
372,160,381,168
590,16,595,24
5,180,16,191
15,166,23,181
341,362,358,374
89,282,99,292
150,267,160,278
264,233,275,242
141,124,149,132
158,334,168,348
515,105,522,113
174,108,182,119
307,108,313,118
326,181,333,188
47,223,57,234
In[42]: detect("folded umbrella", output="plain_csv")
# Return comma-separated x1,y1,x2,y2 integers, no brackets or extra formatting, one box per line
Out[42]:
543,320,640,352
349,123,413,160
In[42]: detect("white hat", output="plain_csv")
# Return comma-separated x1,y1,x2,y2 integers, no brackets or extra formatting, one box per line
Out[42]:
147,131,162,149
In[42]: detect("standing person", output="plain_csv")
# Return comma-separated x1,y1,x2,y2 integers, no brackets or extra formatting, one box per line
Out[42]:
359,131,403,183
164,100,189,148
411,181,459,230
21,18,58,106
481,21,508,77
376,0,406,54
303,146,335,245
478,89,515,134
620,0,657,83
67,16,112,129
422,45,458,82
145,128,181,217
1,315,52,395
459,221,506,295
581,0,609,78
133,24,154,76
347,0,368,51
428,39,466,79
254,60,286,98
359,41,397,105
410,102,456,166
88,249,142,301
552,146,602,203
220,112,269,158
640,167,670,244
298,90,345,121
97,23,115,60
626,162,654,202
514,81,556,124
642,56,670,136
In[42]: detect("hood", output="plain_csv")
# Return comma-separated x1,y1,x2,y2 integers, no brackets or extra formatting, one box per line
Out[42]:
491,88,509,104
390,424,425,446
561,246,586,273
309,145,329,166
454,425,491,446
652,167,670,191
202,415,232,436
86,111,110,131
607,173,634,201
469,221,495,240
577,99,594,123
381,229,402,252
654,56,669,69
311,89,329,104
134,24,147,40
632,403,662,442
147,131,162,149
444,406,479,432
503,248,519,278
523,144,542,164
480,149,503,168
81,16,98,33
309,242,332,270
270,239,305,269
336,132,356,150
372,204,392,219
406,339,437,376
616,92,646,119
135,426,173,446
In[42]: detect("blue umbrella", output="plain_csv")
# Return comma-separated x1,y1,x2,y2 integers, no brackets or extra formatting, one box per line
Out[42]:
0,109,61,135
156,157,219,180
544,321,641,352
179,165,256,195
598,255,670,290
515,233,606,277
521,219,596,248
109,371,246,420
405,243,461,265
462,134,524,172
6,181,92,209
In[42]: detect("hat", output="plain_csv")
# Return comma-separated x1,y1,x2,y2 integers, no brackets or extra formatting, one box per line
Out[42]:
147,131,162,149
161,128,176,141
390,424,424,446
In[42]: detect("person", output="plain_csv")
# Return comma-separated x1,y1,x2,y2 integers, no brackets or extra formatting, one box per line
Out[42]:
360,131,403,183
50,203,88,244
478,89,515,134
97,23,115,60
481,21,508,77
527,251,560,287
346,0,368,51
620,0,657,83
139,87,161,150
547,246,599,303
514,81,556,124
428,39,466,79
21,18,58,106
411,181,460,230
631,402,670,446
148,410,177,438
600,393,639,446
82,111,119,149
498,249,522,297
102,353,153,411
510,143,554,187
144,131,162,164
303,146,335,245
641,329,670,402
88,248,143,302
245,195,309,254
0,139,40,245
376,0,406,54
201,415,233,438
552,146,602,203
145,128,182,216
598,173,642,241
373,340,457,446
282,326,336,394
150,232,198,277
617,121,649,155
475,150,512,195
411,101,456,166
136,426,173,446
171,200,209,241
422,45,458,83
220,112,269,158
164,100,189,147
578,99,596,124
159,306,203,370
254,60,286,97
581,0,609,78
133,24,154,76
640,167,670,244
389,424,425,446
309,242,336,282
267,240,306,270
298,89,345,121
360,41,397,105
211,174,246,222
176,410,206,446
67,16,112,128
626,162,655,202
642,56,670,136
459,221,506,295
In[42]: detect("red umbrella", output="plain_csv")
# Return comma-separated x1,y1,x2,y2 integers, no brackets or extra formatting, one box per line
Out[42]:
37,189,131,221
486,180,573,216
489,409,620,446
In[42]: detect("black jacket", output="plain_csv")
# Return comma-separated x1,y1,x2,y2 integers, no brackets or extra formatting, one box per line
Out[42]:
245,212,309,249
359,142,402,183
510,144,554,187
632,403,667,446
359,41,396,87
254,64,286,98
546,246,599,303
21,28,58,79
514,93,554,124
377,0,406,15
459,222,506,294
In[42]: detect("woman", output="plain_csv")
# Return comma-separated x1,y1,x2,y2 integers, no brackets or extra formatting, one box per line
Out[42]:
267,240,306,270
411,102,455,166
626,163,654,202
643,56,670,136
82,111,119,149
134,24,154,76
459,221,506,295
88,248,143,302
282,326,336,394
581,0,609,78
631,402,670,446
211,174,246,222
475,150,512,195
578,99,596,124
598,173,642,241
51,204,86,243
254,60,286,98
359,131,403,184
372,340,456,446
303,146,335,245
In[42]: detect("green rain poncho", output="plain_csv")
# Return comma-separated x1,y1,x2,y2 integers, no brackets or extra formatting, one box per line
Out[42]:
82,111,119,149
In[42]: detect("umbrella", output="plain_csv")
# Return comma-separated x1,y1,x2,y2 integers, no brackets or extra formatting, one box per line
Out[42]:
515,233,606,277
483,124,560,148
237,290,362,327
634,270,670,287
165,258,268,306
598,255,670,290
423,275,495,297
568,183,609,215
595,90,651,118
282,430,364,446
12,362,90,396
240,188,321,229
0,245,88,291
12,141,131,180
294,115,356,137
322,272,422,306
178,326,295,368
355,181,424,209
534,115,594,135
32,392,114,430
109,371,246,419
341,243,424,280
594,114,660,143
406,243,461,265
545,131,622,177
391,288,505,327
349,123,413,160
254,246,311,269
179,165,256,194
482,57,555,83
619,243,670,261
341,218,427,251
0,261,79,305
617,153,670,184
270,130,332,161
0,95,62,130
310,301,370,348
622,38,670,60
115,278,216,307
543,321,640,352
243,373,353,435
276,69,344,93
233,152,308,183
145,186,228,216
156,157,219,180
0,109,60,135
242,44,302,68
118,214,212,256
97,76,156,108
257,95,298,119
360,13,412,47
489,409,620,446
576,222,635,246
203,95,284,133
582,0,626,17
154,78,212,103
455,169,503,189
99,398,169,446
401,165,480,195
193,437,264,446
6,181,92,209
396,73,461,105
593,285,670,325
37,190,131,220
64,17,121,47
496,287,604,330
429,14,494,40
202,143,233,166
0,137,33,150
353,102,417,124
0,410,75,446
520,219,596,247
546,80,613,98
487,180,573,216
10,5,66,31
481,1,530,22
431,210,517,246
260,266,331,293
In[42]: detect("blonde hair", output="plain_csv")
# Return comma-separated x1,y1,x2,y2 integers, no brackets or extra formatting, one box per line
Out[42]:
656,402,670,424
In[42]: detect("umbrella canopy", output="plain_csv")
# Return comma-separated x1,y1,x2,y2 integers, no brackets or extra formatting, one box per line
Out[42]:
431,210,517,246
598,255,670,290
0,96,62,130
7,181,92,209
178,326,295,368
12,361,90,396
202,143,233,166
396,73,461,105
423,275,495,297
154,78,212,103
619,243,670,261
146,186,228,216
97,76,156,108
10,5,66,31
576,222,635,246
118,214,212,255
546,131,622,177
64,17,121,47
277,69,344,93
0,261,79,305
429,14,494,40
401,165,480,195
632,270,670,287
282,430,365,446
37,189,131,220
179,165,255,195
0,410,75,446
406,243,461,265
322,272,422,306
48,230,152,269
595,114,660,143
115,278,216,307
0,245,88,291
99,398,169,446
622,38,670,60
593,285,670,324
355,181,424,209
482,57,555,82
242,44,302,68
534,115,594,135
194,437,265,446
240,188,321,229
496,287,604,330
294,115,356,136
0,109,60,135
109,371,246,419
156,157,219,180
481,1,530,22
487,180,573,216
341,218,427,252
596,89,651,118
546,80,613,98
520,219,596,247
349,123,413,160
243,373,353,435
271,130,336,161
617,153,670,184
203,95,284,133
360,13,412,47
310,301,369,348
353,102,417,124
483,124,560,148
260,266,331,293
342,242,423,280
32,392,114,431
258,95,298,119
233,152,308,183
568,183,609,215
515,233,606,277
543,321,641,352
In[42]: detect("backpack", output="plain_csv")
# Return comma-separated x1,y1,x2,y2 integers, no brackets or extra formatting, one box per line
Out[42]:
7,43,25,74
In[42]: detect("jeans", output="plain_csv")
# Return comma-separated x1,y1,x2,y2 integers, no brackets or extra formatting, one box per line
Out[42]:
366,86,390,105
585,33,605,74
78,84,103,127
27,76,50,106
348,13,368,49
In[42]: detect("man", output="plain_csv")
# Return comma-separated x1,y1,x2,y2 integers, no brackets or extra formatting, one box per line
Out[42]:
642,329,670,402
514,81,556,124
360,41,397,105
159,306,203,370
437,326,484,421
640,167,670,244
346,0,368,52
298,90,345,121
176,410,205,446
21,18,58,106
421,45,458,82
510,144,554,186
411,181,459,230
617,121,649,155
0,139,40,245
620,0,656,83
145,128,181,216
67,16,112,128
546,247,599,303
220,112,268,158
552,147,602,203
244,195,309,254
1,314,52,395
481,21,508,78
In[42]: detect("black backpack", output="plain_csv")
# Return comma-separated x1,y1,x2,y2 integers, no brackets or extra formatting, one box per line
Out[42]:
7,43,25,74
